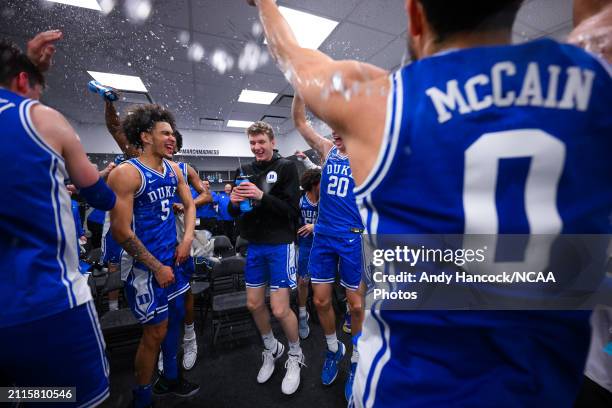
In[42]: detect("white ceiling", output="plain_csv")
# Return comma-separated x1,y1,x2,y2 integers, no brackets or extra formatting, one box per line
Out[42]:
1,0,573,136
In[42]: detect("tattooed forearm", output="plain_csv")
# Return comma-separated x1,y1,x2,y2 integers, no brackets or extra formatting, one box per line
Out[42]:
120,234,163,274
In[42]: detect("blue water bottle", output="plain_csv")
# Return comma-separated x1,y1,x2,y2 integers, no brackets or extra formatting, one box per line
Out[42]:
88,80,119,102
236,174,252,213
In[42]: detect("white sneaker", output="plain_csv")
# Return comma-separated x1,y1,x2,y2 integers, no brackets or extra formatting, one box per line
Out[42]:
257,342,285,384
158,350,163,373
282,352,305,395
182,337,198,370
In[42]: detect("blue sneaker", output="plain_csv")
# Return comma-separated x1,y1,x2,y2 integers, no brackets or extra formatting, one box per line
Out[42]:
321,341,345,385
345,362,357,401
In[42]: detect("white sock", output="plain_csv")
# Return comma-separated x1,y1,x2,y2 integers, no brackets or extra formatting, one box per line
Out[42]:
109,299,118,311
184,323,195,341
262,331,277,351
325,333,338,353
298,307,307,318
351,348,359,364
289,340,302,356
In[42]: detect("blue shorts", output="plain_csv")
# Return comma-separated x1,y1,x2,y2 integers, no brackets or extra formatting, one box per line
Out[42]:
102,230,122,264
0,301,110,407
168,258,191,301
122,255,177,325
245,243,296,291
297,239,313,280
309,233,363,290
175,256,195,282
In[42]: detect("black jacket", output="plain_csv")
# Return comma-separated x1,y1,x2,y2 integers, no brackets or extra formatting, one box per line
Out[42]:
228,151,300,244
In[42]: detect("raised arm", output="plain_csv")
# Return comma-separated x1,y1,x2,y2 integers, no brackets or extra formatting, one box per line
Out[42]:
247,0,389,138
292,95,333,158
172,162,195,265
107,164,174,287
30,104,116,210
186,165,212,207
105,100,141,158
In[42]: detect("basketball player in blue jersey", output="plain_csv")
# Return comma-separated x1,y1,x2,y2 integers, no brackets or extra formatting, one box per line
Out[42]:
292,95,365,400
103,98,211,370
296,169,321,340
249,0,612,406
0,33,116,407
107,104,198,407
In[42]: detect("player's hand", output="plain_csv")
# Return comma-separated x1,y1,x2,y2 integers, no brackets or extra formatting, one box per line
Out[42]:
173,203,185,214
298,223,314,237
231,189,246,205
174,240,192,265
66,184,78,195
27,30,63,72
295,150,306,160
154,265,175,288
234,182,263,201
100,162,116,179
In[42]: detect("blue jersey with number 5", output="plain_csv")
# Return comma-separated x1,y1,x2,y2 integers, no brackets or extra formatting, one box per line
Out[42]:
316,146,363,238
125,158,178,267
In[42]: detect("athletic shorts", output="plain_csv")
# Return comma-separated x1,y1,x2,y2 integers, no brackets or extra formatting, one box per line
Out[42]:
245,243,296,291
0,301,110,407
168,258,192,301
101,229,122,264
309,233,363,290
122,255,178,325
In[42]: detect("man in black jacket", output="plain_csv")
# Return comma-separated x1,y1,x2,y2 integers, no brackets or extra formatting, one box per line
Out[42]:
229,121,304,395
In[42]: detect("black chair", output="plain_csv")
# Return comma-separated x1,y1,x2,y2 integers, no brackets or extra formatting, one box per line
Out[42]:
210,257,252,346
213,235,234,258
235,236,249,258
99,271,141,351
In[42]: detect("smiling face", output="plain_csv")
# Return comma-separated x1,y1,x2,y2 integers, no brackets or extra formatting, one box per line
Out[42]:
142,121,176,159
249,132,275,162
331,130,345,152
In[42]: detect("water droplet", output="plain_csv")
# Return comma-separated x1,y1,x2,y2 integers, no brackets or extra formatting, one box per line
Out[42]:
125,0,152,24
331,72,344,92
238,42,263,73
210,49,234,74
178,31,190,46
187,43,205,62
252,22,263,37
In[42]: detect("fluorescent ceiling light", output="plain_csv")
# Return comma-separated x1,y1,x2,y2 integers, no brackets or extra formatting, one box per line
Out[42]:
227,120,254,129
238,90,278,105
46,0,101,10
87,71,148,93
264,6,338,50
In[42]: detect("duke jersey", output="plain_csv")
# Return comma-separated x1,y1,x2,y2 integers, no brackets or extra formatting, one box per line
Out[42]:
0,89,90,328
298,194,318,247
316,146,363,238
352,39,612,408
123,158,178,271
